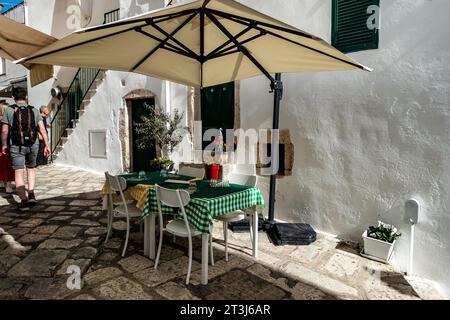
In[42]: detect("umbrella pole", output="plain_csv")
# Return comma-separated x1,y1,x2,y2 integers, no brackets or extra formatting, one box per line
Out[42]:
267,73,283,225
229,73,282,233
264,75,317,246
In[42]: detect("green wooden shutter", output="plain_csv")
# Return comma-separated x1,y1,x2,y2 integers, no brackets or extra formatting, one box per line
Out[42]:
332,0,380,53
201,82,235,150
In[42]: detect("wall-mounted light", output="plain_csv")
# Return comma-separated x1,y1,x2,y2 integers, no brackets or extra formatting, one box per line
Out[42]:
51,86,62,100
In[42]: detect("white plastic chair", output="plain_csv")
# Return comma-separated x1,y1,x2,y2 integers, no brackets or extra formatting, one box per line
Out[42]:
104,172,143,257
215,172,258,261
178,165,205,179
154,184,214,285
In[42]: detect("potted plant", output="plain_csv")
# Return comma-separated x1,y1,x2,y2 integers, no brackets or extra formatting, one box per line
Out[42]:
134,104,188,169
362,221,401,262
149,157,174,171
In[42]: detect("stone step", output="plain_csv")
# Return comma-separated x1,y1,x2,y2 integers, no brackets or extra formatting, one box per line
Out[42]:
79,101,90,110
60,136,68,145
83,90,97,100
65,128,75,136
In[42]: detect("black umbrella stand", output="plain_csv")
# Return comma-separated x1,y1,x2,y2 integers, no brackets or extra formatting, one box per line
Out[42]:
228,73,317,246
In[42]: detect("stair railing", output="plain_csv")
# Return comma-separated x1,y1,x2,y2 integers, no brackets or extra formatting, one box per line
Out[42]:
50,8,120,161
50,67,100,160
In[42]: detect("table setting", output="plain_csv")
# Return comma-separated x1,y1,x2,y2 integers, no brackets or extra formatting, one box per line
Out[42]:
102,169,265,285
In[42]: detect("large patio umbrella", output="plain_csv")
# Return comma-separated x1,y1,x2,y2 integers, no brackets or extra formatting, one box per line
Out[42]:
0,14,56,87
19,0,370,242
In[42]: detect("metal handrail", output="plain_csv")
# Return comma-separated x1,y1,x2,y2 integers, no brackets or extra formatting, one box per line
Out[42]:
104,8,120,24
50,68,82,124
50,68,101,159
50,8,120,161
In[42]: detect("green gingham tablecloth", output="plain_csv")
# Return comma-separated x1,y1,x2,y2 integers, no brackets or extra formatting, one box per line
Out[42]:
142,180,265,234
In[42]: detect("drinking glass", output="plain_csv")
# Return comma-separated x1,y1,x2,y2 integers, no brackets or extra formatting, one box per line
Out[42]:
139,171,146,179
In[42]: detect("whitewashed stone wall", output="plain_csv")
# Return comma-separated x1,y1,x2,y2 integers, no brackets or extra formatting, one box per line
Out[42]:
237,0,450,298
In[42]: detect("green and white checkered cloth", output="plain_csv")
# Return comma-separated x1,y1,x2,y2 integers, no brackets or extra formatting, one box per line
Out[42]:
142,184,265,234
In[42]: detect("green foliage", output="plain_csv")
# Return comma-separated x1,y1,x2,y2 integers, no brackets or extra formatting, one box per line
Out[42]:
134,103,188,155
149,156,174,170
367,223,401,243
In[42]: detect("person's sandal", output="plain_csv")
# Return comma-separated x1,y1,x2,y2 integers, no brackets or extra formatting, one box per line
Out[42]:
28,192,37,205
18,200,31,212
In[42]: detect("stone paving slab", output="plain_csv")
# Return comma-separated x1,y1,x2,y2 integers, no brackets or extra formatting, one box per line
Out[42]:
0,164,443,300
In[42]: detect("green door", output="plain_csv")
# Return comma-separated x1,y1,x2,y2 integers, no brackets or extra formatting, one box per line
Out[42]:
131,98,157,172
201,82,235,149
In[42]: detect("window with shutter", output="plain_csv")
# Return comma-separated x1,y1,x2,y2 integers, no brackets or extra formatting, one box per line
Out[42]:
332,0,380,53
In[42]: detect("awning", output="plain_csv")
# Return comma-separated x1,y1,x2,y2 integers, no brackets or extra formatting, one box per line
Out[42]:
0,86,13,98
0,77,27,98
0,14,57,86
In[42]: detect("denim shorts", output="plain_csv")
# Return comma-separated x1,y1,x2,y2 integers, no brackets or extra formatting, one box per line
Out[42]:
9,143,39,170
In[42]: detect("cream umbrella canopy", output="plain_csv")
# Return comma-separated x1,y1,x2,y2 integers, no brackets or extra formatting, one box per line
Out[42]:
19,0,370,87
0,14,56,87
19,0,371,238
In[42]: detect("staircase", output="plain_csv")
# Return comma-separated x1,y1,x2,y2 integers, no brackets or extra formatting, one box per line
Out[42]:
50,9,119,161
50,68,107,160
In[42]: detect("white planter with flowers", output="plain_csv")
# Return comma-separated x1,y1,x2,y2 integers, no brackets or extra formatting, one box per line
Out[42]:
362,221,401,262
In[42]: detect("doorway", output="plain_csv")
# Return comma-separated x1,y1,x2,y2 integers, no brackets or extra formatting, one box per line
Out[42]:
130,98,157,172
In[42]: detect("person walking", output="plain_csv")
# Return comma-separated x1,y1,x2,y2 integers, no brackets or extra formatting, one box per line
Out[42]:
1,87,50,211
0,100,14,194
36,105,51,167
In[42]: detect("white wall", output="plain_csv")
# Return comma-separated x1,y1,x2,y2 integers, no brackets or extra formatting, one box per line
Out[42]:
237,0,450,298
26,0,120,112
120,0,165,17
55,71,164,173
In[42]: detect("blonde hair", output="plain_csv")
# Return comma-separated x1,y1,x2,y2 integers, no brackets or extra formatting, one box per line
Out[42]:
0,101,8,117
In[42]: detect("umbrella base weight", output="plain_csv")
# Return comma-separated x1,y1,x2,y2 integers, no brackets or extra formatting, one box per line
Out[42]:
266,223,317,246
227,215,265,233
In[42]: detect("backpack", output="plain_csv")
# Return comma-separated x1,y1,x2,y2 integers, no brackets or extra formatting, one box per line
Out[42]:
10,105,38,147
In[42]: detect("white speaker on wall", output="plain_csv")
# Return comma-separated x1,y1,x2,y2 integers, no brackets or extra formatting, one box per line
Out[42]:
51,86,62,100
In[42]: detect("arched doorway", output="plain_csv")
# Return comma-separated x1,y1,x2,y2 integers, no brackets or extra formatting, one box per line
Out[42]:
122,89,160,172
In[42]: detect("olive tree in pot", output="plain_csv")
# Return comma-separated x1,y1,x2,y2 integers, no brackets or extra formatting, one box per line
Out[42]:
362,221,402,262
134,103,188,171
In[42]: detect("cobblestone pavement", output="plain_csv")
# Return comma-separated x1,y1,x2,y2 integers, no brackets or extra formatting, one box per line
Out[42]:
0,165,443,300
